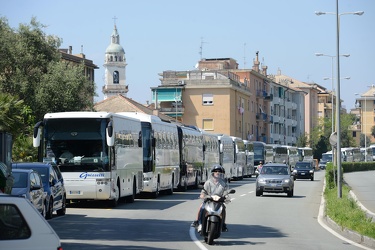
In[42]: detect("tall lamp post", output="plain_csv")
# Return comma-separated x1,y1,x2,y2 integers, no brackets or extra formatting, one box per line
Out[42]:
324,76,350,168
316,4,364,198
315,53,350,135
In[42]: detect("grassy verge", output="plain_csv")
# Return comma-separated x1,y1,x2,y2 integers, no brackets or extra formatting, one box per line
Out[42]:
324,163,375,239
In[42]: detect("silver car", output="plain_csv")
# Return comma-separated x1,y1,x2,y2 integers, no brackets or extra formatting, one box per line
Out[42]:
255,163,294,197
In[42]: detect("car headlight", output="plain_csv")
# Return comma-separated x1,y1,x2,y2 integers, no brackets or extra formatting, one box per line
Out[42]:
283,179,290,183
292,169,297,173
257,178,266,184
309,170,314,173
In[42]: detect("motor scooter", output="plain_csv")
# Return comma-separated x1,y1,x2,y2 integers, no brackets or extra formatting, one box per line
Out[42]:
200,189,235,245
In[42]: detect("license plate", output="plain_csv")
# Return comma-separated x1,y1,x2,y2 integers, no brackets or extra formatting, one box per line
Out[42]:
301,173,305,175
70,191,81,195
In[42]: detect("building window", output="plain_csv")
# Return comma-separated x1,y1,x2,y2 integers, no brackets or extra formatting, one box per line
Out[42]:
202,94,213,105
202,119,214,130
113,71,119,84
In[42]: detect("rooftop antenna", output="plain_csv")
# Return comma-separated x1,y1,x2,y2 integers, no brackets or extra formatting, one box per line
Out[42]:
199,37,208,60
112,16,118,26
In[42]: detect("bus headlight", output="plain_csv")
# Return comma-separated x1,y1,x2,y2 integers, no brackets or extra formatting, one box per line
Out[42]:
96,178,110,185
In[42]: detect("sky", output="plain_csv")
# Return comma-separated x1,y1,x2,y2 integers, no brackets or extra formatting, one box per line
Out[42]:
2,0,374,110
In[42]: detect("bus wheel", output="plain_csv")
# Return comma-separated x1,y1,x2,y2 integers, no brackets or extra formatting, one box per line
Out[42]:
110,183,120,207
152,182,159,198
126,179,136,203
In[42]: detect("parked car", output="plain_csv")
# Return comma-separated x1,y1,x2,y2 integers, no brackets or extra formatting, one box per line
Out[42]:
255,163,294,197
292,161,314,181
11,169,46,217
0,194,62,250
12,162,66,219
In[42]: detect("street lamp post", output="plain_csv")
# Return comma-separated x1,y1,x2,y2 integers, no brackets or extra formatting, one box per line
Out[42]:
316,3,364,198
315,53,350,135
324,76,349,169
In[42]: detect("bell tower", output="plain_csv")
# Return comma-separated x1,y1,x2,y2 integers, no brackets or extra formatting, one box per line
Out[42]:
103,18,128,99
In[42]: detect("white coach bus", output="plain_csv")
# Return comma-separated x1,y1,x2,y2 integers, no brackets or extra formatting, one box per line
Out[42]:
217,134,235,181
201,131,220,183
118,112,180,197
33,112,143,207
231,136,246,180
177,125,204,190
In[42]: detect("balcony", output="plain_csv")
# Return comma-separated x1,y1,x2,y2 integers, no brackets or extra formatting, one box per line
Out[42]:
256,90,272,101
159,107,185,117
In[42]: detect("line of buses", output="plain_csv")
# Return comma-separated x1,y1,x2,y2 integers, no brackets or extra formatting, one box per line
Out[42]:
32,111,313,206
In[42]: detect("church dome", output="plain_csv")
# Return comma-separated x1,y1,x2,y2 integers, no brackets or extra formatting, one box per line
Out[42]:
106,43,125,54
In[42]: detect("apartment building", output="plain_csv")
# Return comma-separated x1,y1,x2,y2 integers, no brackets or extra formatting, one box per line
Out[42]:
152,54,306,145
353,85,375,145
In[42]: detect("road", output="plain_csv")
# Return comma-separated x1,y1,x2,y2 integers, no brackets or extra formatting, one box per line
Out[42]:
49,170,364,250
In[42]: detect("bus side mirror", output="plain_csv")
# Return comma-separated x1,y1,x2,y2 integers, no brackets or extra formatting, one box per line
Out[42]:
33,121,43,147
106,121,114,147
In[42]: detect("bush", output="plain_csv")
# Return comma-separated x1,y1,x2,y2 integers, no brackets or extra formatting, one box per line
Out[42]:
342,161,375,173
324,184,375,238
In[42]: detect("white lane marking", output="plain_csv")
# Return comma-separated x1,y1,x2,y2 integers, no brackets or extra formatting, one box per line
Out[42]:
240,194,246,197
189,227,208,250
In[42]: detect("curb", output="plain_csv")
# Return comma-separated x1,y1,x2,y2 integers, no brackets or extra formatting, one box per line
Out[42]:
319,179,375,249
324,216,375,249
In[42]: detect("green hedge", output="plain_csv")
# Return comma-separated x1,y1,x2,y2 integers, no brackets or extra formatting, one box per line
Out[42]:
342,161,375,173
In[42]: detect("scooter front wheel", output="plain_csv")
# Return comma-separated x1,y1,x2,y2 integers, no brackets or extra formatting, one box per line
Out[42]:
207,222,218,245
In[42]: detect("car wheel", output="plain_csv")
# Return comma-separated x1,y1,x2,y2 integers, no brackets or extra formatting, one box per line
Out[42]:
57,195,66,216
41,200,47,218
46,198,53,220
256,190,262,196
287,189,294,197
311,176,314,181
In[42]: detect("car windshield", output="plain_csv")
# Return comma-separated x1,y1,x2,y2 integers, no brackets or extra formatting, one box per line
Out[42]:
12,172,28,188
16,166,49,184
295,163,312,169
261,166,288,175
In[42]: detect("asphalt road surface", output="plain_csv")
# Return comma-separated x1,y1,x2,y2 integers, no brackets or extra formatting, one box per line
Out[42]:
49,170,367,250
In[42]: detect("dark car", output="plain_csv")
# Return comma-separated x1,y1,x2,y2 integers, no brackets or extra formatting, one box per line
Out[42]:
255,163,294,197
11,169,46,217
12,162,66,219
292,161,314,181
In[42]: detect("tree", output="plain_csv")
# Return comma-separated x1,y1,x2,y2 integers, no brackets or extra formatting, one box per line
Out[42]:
371,125,375,139
359,133,371,148
0,17,97,160
35,60,96,120
0,17,96,122
296,132,308,147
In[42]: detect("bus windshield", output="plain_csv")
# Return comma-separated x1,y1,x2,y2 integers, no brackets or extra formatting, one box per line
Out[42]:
44,118,110,172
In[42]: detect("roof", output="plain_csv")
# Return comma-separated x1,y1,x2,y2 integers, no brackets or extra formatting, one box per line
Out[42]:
94,94,174,122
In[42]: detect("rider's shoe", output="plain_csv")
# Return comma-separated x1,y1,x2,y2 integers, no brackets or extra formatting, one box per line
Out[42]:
222,224,228,232
197,224,202,233
191,220,198,228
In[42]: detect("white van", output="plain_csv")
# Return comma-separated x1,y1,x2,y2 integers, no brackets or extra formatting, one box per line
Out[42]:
0,194,62,250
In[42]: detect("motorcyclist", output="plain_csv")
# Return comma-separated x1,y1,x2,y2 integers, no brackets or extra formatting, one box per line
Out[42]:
191,164,229,232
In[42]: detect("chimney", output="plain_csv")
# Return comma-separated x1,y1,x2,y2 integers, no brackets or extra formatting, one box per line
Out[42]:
252,51,260,72
262,65,268,76
68,46,72,54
